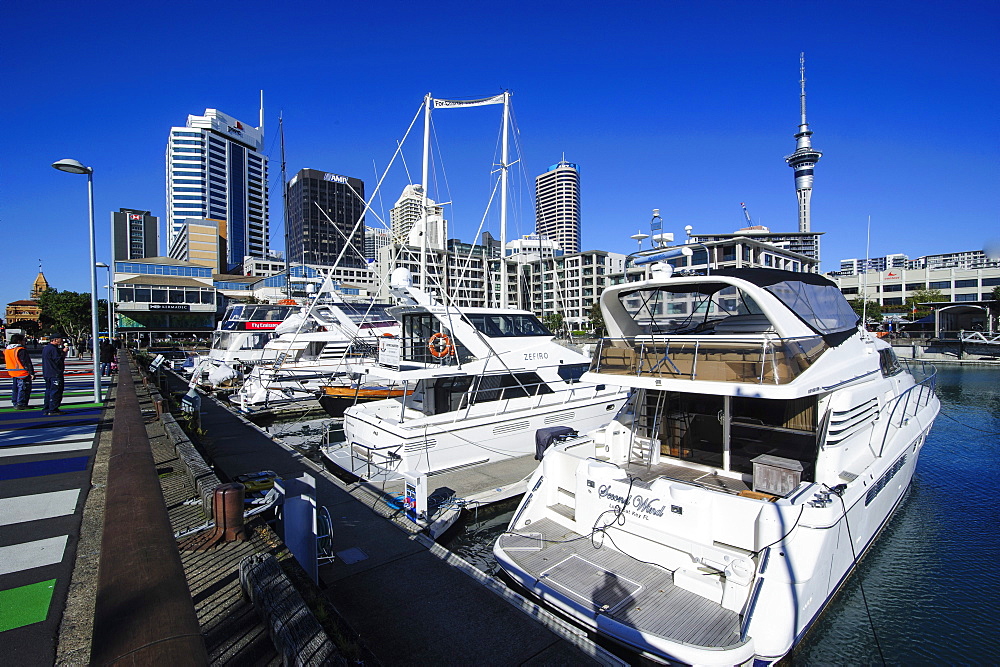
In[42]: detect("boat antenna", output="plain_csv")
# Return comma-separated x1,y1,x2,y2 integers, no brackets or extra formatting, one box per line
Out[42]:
861,215,871,332
280,113,290,300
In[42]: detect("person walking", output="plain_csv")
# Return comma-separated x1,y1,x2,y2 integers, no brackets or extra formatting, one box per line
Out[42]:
42,334,67,416
99,339,114,376
4,333,35,409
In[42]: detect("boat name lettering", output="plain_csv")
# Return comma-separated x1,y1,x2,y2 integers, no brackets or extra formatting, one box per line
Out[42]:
598,486,665,518
524,352,549,361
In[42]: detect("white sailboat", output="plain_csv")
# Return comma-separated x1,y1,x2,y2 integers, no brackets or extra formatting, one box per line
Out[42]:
494,264,940,665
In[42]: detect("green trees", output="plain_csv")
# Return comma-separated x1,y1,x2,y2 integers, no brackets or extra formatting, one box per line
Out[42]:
542,312,564,335
37,289,106,344
905,288,948,318
588,302,606,337
848,298,882,323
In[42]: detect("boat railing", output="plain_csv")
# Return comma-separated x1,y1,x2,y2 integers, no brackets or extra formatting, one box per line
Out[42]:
590,335,828,385
877,363,938,457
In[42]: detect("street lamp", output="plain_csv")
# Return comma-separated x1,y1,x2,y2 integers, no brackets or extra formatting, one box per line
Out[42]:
96,262,114,340
52,158,102,403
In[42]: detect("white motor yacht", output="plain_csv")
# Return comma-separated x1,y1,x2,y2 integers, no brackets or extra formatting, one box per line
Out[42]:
493,265,939,665
232,301,399,412
321,268,629,486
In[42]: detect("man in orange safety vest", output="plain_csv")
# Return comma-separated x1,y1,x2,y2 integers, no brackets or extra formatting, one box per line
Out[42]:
4,332,36,409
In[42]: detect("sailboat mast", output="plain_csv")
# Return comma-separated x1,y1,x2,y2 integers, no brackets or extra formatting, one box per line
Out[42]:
280,115,290,299
420,93,432,291
499,90,510,309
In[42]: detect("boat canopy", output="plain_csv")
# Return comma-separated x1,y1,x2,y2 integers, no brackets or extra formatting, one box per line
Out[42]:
711,269,860,337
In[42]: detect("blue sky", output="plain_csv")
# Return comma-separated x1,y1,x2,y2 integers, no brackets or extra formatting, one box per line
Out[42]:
2,0,997,313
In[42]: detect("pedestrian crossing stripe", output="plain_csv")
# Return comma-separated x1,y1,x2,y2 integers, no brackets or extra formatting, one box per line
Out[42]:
0,441,95,458
0,490,80,526
0,536,68,576
0,579,57,632
0,456,90,481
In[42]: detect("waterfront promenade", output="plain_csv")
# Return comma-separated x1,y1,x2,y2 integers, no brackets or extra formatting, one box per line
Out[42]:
0,351,110,663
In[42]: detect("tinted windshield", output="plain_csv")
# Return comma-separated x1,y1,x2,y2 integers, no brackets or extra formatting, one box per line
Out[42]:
765,281,859,335
466,313,552,337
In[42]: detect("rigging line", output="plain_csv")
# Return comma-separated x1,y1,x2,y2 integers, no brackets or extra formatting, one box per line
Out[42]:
937,408,1000,434
324,106,423,275
830,486,887,666
395,140,415,189
371,159,389,232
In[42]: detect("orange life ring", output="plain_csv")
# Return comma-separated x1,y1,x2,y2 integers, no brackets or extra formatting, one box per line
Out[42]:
427,332,453,358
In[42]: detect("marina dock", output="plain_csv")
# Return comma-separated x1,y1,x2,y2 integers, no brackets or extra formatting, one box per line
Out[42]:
1,351,624,665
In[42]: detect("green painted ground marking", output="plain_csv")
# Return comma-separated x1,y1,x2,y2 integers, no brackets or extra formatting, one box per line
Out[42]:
0,579,56,632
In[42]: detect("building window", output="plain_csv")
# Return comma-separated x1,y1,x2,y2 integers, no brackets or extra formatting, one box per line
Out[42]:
842,287,859,295
955,279,978,288
882,297,903,305
883,284,903,292
929,281,951,289
905,282,926,290
954,293,977,302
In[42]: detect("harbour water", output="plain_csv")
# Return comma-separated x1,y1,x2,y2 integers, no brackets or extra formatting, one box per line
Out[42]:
446,365,1000,664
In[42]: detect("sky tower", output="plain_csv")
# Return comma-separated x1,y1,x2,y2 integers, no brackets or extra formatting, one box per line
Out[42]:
784,53,822,233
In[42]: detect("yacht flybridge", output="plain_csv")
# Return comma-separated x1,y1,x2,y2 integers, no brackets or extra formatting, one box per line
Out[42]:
493,266,939,665
321,268,629,485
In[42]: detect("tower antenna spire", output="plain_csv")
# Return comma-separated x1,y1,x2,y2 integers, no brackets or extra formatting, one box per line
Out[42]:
799,52,808,129
784,52,822,233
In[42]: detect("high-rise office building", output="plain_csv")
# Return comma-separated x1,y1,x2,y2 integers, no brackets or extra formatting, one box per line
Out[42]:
287,168,366,268
166,107,268,272
365,226,391,261
784,54,822,233
389,184,446,249
534,159,580,254
112,208,159,261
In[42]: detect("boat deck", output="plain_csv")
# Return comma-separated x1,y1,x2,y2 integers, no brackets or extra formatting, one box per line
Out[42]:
499,517,745,651
620,459,752,494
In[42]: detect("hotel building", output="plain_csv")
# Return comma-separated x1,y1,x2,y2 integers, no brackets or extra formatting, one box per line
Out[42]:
166,108,268,271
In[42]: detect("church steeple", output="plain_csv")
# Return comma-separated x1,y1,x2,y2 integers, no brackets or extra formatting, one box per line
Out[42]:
784,53,823,233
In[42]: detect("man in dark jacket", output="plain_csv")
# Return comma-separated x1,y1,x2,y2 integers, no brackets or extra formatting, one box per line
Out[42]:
42,335,67,416
4,333,35,409
99,339,114,376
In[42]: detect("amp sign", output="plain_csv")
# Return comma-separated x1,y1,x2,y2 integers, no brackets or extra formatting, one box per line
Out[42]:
323,173,349,184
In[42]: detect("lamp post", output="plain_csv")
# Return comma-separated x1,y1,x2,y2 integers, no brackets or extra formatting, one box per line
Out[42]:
96,262,114,340
52,158,102,403
683,225,712,275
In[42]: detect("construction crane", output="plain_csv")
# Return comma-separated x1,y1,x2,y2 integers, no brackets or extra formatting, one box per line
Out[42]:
740,202,753,225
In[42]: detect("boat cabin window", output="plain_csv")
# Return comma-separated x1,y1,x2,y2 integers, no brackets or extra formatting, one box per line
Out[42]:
471,372,553,404
638,390,818,482
400,314,468,364
465,313,551,338
556,363,590,383
879,348,903,377
212,331,275,351
619,285,764,334
730,396,817,480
